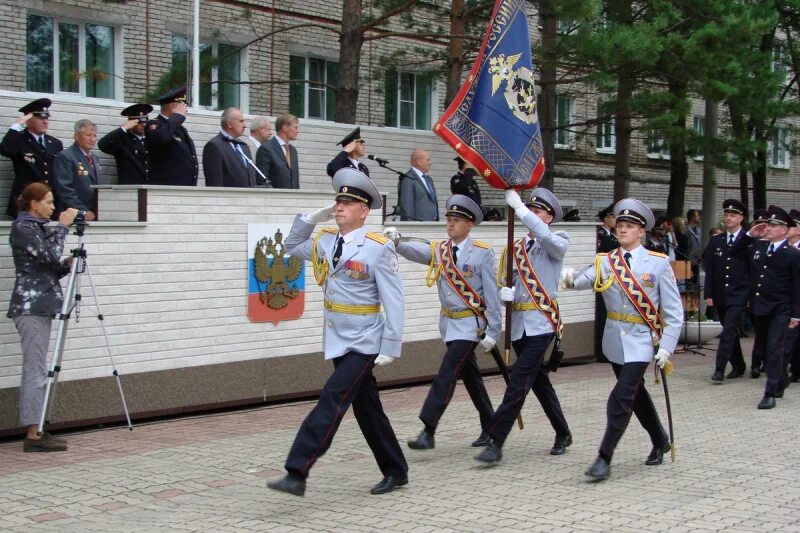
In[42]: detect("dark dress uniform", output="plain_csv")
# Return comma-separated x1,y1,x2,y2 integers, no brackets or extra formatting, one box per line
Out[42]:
0,99,63,217
450,168,482,207
97,104,152,184
145,87,197,186
326,128,370,178
703,200,752,381
749,206,800,409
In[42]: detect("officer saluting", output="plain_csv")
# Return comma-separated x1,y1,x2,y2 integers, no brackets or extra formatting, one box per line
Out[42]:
450,157,482,207
268,168,408,497
326,127,370,178
98,104,152,184
565,198,682,481
746,205,800,409
0,99,63,217
384,195,499,451
703,199,752,383
145,86,198,186
475,188,573,464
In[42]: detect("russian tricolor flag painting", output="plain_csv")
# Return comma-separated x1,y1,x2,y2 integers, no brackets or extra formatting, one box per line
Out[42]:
247,224,305,324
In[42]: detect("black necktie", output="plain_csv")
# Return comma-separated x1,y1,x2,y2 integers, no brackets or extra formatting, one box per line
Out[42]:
39,136,45,149
452,245,459,266
768,243,774,255
624,252,632,267
526,240,535,254
728,234,734,246
332,236,344,268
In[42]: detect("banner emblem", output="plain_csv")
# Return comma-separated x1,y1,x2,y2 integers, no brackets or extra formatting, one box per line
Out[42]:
247,224,305,323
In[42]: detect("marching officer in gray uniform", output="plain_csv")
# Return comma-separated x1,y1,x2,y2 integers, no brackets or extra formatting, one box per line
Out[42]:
564,198,682,481
475,188,573,464
384,195,500,451
267,168,408,497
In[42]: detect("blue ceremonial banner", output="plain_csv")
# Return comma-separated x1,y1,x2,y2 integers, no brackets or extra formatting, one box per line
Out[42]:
434,0,544,190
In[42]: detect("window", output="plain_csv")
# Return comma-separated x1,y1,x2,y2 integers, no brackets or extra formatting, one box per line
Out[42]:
646,134,670,159
771,43,792,85
595,103,615,153
768,127,790,169
692,115,705,161
289,56,338,120
385,71,434,130
26,14,117,98
171,36,244,110
555,96,575,149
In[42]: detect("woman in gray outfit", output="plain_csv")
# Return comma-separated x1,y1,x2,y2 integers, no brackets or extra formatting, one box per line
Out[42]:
8,182,76,451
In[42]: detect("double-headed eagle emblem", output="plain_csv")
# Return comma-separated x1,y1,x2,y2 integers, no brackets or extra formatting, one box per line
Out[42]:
489,53,538,125
253,229,302,309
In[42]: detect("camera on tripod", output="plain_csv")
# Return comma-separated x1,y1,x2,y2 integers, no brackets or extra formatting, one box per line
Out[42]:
72,209,87,235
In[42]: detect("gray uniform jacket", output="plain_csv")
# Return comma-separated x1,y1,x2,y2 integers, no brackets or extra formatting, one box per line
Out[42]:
7,219,70,318
53,144,100,213
256,136,299,189
396,236,501,343
505,211,569,340
573,245,683,363
398,169,439,221
285,215,404,359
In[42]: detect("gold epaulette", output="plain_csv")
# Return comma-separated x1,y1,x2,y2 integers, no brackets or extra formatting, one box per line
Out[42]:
597,252,608,257
647,250,668,258
320,227,337,235
473,240,490,249
366,232,389,245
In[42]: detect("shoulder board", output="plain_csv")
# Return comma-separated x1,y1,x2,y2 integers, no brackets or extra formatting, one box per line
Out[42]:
366,232,389,245
596,252,608,257
472,240,490,249
320,227,337,235
647,250,668,258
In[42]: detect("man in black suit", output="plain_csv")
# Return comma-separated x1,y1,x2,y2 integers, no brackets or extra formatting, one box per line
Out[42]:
145,86,198,186
449,157,481,207
704,199,752,383
97,104,152,184
326,127,370,178
0,98,63,217
53,119,101,220
202,107,257,188
256,113,299,189
748,205,800,409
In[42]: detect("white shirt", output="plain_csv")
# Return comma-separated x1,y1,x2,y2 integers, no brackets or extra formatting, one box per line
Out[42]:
411,166,433,196
620,244,646,271
726,228,742,244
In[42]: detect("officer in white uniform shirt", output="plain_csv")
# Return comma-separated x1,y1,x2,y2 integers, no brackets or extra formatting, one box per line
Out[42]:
475,188,573,464
564,198,682,481
267,168,408,497
385,195,500,451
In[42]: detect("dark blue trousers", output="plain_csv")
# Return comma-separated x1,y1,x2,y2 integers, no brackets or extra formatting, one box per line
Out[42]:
284,351,408,478
486,333,570,445
753,313,798,397
419,340,494,433
714,304,746,373
599,362,667,462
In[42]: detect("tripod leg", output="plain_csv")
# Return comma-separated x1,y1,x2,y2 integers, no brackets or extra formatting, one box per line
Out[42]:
38,254,81,435
83,259,133,430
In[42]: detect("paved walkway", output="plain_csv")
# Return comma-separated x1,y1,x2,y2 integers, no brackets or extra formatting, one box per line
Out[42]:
1,339,798,532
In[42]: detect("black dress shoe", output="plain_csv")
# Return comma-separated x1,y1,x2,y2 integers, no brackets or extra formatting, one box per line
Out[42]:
474,439,502,463
711,370,724,383
750,368,761,379
645,441,671,465
550,433,572,455
407,429,435,450
726,367,745,379
370,474,408,495
774,389,784,399
267,473,306,497
585,456,610,481
790,374,800,383
471,431,491,447
757,395,776,409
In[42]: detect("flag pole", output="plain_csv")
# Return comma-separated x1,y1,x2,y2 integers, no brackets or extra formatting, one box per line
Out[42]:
504,205,523,430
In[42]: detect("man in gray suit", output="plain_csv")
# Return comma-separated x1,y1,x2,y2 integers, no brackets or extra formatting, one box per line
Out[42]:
53,119,100,220
398,148,439,221
202,107,257,188
256,113,300,189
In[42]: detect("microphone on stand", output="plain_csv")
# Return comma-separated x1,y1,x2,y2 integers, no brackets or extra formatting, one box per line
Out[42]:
368,154,390,166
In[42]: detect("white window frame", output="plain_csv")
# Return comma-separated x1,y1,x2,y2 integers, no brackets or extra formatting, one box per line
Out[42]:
692,115,705,161
27,13,122,100
771,42,792,85
646,135,670,160
555,96,575,150
768,127,790,169
295,56,337,121
172,36,248,112
595,102,615,154
392,72,435,130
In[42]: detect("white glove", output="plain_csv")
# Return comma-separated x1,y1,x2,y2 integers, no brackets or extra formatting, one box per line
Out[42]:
383,226,401,245
654,348,671,369
504,189,526,211
479,336,496,352
303,203,337,224
559,267,576,290
374,354,394,366
500,286,515,302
